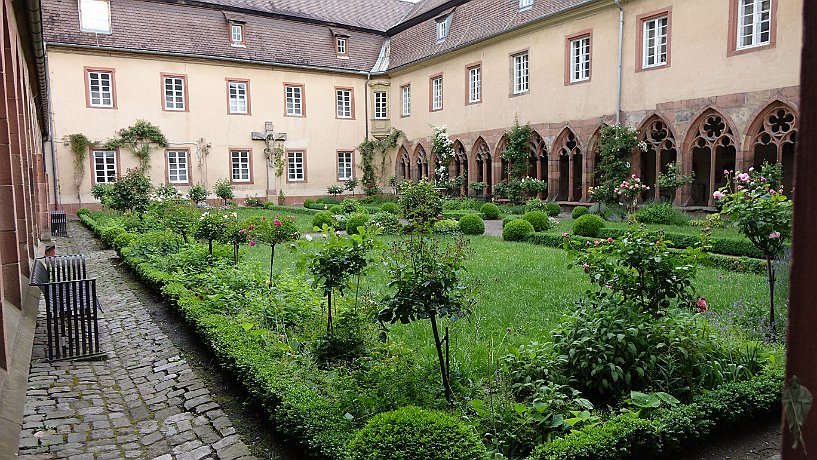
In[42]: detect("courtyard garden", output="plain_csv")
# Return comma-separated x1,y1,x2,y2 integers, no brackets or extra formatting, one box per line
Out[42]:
77,146,791,459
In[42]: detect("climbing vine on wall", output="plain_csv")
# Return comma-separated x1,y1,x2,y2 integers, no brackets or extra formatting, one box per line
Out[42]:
357,128,404,193
105,120,168,174
501,118,533,180
68,133,93,199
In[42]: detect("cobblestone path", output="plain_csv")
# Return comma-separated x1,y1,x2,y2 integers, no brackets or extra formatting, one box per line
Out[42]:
18,222,257,460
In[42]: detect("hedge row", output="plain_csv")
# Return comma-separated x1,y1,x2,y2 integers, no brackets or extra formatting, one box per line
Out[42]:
79,213,355,458
528,369,783,460
523,232,767,274
595,228,775,259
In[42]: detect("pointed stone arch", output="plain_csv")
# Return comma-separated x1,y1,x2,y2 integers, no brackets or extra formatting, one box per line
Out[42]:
413,144,429,180
638,115,679,202
452,139,468,196
529,130,547,198
585,125,603,195
683,108,739,206
552,127,584,202
396,146,410,181
471,137,493,196
746,101,798,195
495,134,510,182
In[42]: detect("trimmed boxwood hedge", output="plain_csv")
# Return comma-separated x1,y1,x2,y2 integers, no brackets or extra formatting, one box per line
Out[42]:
595,228,775,259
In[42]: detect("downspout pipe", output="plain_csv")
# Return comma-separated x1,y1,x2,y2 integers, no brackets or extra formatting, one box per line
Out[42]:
614,0,624,125
365,72,370,139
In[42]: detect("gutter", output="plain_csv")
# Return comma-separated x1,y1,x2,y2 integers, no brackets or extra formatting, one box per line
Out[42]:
25,0,49,135
614,0,624,125
387,0,471,36
47,43,377,77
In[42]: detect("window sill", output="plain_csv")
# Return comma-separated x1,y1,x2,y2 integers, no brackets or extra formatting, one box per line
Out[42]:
566,78,591,86
230,44,246,48
728,42,775,57
509,90,529,98
636,63,669,73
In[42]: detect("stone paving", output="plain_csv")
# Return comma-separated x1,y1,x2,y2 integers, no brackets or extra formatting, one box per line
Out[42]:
18,222,257,460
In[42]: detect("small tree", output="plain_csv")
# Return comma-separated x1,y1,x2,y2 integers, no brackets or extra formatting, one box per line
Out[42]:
501,118,533,181
225,214,250,265
107,169,153,215
214,179,234,206
161,202,200,243
188,184,208,205
344,178,359,198
379,235,474,404
194,210,229,255
714,164,792,338
614,175,650,214
246,215,300,284
656,162,694,203
591,125,646,205
105,120,168,173
431,125,454,189
398,179,443,233
327,185,344,198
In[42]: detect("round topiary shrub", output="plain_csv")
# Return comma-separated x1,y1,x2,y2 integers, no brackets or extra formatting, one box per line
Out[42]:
545,203,561,217
459,214,485,235
635,202,689,226
571,205,589,219
503,219,534,242
480,202,500,220
381,202,399,215
112,231,135,251
303,199,314,208
573,214,606,237
76,207,91,217
433,219,460,235
523,211,551,232
100,226,126,247
348,406,488,460
312,211,336,230
368,212,401,234
346,212,370,235
329,204,343,214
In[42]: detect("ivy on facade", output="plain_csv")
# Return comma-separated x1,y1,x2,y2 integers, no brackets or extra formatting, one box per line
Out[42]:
105,120,168,173
68,133,93,199
357,128,404,193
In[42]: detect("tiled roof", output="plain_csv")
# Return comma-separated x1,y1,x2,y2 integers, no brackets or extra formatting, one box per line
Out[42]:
42,0,390,72
388,0,595,69
399,0,453,22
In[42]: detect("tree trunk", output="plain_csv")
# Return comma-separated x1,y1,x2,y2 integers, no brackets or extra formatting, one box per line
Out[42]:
233,243,239,265
327,291,333,335
208,239,213,255
430,312,452,404
269,243,276,285
767,255,777,340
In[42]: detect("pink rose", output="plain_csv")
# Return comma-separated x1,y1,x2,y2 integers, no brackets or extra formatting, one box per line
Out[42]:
769,232,781,239
249,240,256,247
724,169,730,176
562,232,569,238
713,191,725,200
274,219,282,227
594,240,600,246
607,237,614,243
696,297,708,313
737,173,750,182
582,263,590,270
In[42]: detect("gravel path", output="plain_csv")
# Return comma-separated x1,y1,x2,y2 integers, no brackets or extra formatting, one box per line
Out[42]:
18,222,256,460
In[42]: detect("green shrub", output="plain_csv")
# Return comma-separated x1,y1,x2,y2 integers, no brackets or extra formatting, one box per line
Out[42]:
188,184,208,204
442,210,475,221
573,214,606,237
524,198,548,213
523,211,551,232
346,213,370,235
571,206,589,219
348,406,488,460
443,198,481,210
529,414,659,460
112,231,135,251
480,202,500,220
503,219,534,242
312,211,337,230
380,202,399,214
502,216,521,227
330,204,343,214
303,199,314,208
100,226,126,247
433,219,461,235
635,202,689,226
545,203,562,217
76,207,91,217
459,214,485,235
341,198,367,215
263,201,277,210
214,179,234,205
399,179,443,231
368,212,401,234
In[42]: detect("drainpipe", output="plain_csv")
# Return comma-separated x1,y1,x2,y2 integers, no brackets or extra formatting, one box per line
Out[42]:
614,0,624,125
45,50,60,209
365,72,370,139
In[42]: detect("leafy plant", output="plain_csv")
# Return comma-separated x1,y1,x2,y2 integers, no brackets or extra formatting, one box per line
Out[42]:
357,128,403,195
545,203,562,217
480,202,500,220
503,219,534,242
327,185,344,198
657,162,694,203
344,178,359,197
458,214,485,235
431,125,455,188
68,133,93,199
524,211,551,232
105,120,168,173
589,125,645,205
246,214,300,284
635,202,689,226
572,206,589,219
194,210,229,255
214,179,234,206
572,214,605,237
188,184,208,205
398,179,443,233
501,118,533,180
469,181,487,194
106,169,153,215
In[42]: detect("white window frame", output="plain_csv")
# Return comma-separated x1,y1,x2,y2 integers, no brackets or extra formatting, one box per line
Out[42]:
468,66,481,103
92,150,117,184
287,151,305,182
431,76,443,111
231,150,251,183
374,91,388,119
570,36,591,82
163,76,186,111
436,14,452,42
79,0,111,34
228,81,248,114
336,89,352,119
513,53,529,94
87,70,114,108
230,23,244,46
286,85,303,116
167,150,190,184
337,151,353,181
642,16,669,68
336,37,347,55
737,0,772,49
401,85,411,117
519,0,534,11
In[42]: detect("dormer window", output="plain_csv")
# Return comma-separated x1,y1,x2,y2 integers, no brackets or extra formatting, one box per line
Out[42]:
436,14,452,42
519,0,533,11
337,37,347,55
79,0,111,34
230,23,245,46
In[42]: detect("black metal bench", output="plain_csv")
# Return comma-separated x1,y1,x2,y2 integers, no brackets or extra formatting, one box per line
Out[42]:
51,210,68,237
30,254,103,361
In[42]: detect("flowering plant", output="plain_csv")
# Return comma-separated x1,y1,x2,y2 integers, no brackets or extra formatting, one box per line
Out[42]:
519,176,547,197
591,125,645,205
194,210,229,255
713,163,792,337
246,214,301,284
225,213,251,264
614,175,650,213
431,125,454,188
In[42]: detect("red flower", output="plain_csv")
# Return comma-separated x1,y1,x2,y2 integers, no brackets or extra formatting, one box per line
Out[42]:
696,297,708,313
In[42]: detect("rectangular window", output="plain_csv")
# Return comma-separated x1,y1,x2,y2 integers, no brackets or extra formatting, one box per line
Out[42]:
285,85,304,116
431,76,443,111
570,36,591,82
79,0,111,33
374,91,388,119
231,150,251,182
642,16,669,68
163,75,186,111
738,0,771,49
436,15,451,41
287,151,305,182
401,85,411,117
87,70,114,108
468,65,481,103
519,0,534,10
230,23,244,46
93,150,117,183
336,88,353,118
228,80,248,114
167,150,189,184
337,151,353,181
336,37,347,55
513,52,529,94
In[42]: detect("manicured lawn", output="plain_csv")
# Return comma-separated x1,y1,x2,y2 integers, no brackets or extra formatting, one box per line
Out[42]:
235,206,316,233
